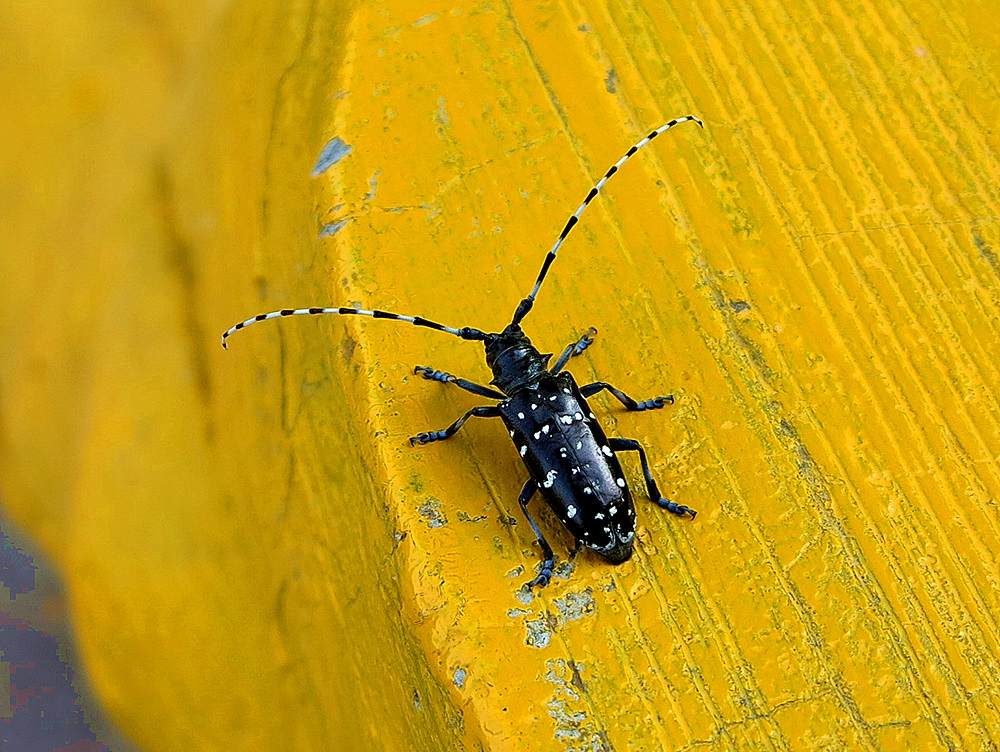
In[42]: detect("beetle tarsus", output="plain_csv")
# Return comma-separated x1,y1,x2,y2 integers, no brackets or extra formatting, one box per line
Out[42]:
409,430,444,446
415,366,453,383
551,327,600,374
658,498,698,519
573,327,597,355
527,561,554,589
636,396,674,411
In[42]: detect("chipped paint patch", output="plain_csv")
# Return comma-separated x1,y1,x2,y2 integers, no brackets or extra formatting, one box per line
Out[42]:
365,168,381,200
312,137,352,176
552,559,576,581
544,660,608,749
319,218,351,237
435,96,450,129
604,68,618,93
513,587,534,606
525,615,552,648
553,588,596,623
417,498,447,528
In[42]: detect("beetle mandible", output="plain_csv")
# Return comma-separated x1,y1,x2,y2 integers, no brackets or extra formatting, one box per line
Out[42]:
223,115,703,588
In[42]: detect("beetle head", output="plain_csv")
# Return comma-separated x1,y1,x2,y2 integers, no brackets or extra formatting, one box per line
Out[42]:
484,324,551,394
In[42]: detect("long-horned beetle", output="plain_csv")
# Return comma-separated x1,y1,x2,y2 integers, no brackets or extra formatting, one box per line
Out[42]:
223,116,703,588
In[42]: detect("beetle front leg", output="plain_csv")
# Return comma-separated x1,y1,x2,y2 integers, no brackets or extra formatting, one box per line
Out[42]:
550,327,598,374
608,438,697,519
516,479,556,589
414,366,505,399
580,382,674,411
409,405,501,446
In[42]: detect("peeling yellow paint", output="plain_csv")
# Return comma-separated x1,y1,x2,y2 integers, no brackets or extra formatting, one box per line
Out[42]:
2,0,1000,750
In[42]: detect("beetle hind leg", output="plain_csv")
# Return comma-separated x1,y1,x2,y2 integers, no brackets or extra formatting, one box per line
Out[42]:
580,382,674,411
516,479,556,589
608,438,697,519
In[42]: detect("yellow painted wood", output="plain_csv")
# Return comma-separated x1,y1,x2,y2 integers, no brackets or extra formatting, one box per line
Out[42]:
1,1,999,750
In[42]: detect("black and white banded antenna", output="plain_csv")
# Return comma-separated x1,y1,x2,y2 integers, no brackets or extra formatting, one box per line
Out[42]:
510,115,703,326
222,115,701,348
221,306,486,349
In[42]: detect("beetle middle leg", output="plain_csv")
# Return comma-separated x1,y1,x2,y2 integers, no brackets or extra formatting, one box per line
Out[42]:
414,366,505,399
608,438,697,519
580,381,674,411
550,327,598,374
409,405,501,445
516,479,556,588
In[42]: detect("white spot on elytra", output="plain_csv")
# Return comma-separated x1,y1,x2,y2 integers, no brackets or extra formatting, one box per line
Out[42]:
549,395,557,401
583,487,592,494
602,446,612,457
616,478,626,488
509,430,515,437
595,512,605,520
542,470,558,488
518,412,524,419
574,412,583,421
531,403,538,410
567,505,577,518
589,412,596,419
542,424,550,434
571,467,579,475
560,415,573,425
576,441,582,450
563,388,571,394
520,445,527,456
609,506,618,515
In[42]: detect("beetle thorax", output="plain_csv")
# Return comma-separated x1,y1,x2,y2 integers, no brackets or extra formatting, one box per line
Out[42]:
484,324,551,394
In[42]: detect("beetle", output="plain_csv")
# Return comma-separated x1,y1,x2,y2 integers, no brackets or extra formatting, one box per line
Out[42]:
223,115,703,588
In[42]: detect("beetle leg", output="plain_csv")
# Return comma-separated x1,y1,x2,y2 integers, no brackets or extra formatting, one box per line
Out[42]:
409,405,501,446
608,438,697,519
517,479,556,589
568,538,584,561
413,366,505,399
580,382,674,411
550,327,598,374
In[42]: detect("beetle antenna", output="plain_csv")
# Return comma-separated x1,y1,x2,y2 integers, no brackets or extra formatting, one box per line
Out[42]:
221,306,486,349
510,115,703,326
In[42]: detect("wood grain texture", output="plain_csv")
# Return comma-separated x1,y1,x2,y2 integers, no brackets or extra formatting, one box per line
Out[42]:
1,0,998,750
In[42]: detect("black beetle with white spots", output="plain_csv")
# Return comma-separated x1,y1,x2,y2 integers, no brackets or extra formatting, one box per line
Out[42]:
223,116,703,589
